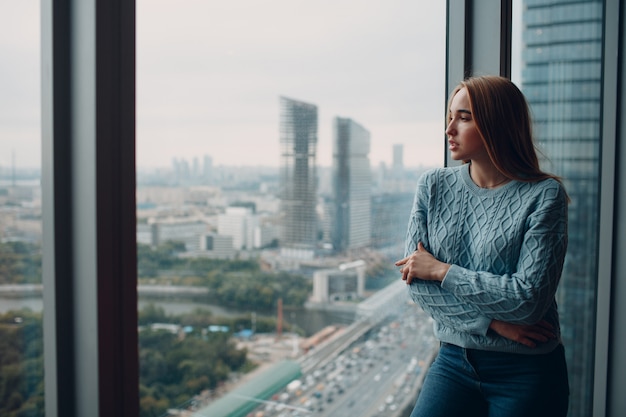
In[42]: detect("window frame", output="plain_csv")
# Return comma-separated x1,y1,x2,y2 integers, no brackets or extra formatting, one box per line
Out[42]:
41,1,138,416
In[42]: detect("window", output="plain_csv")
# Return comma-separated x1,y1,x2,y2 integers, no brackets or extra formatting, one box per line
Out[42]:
136,1,445,415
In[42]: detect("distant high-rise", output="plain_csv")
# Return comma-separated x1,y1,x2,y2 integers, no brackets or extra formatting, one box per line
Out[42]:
192,157,200,178
203,155,213,182
171,157,191,184
390,143,404,180
332,117,371,251
392,144,404,177
370,192,414,249
279,97,318,251
519,2,602,416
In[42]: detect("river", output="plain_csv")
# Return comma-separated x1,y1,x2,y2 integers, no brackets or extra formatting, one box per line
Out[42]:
0,296,355,336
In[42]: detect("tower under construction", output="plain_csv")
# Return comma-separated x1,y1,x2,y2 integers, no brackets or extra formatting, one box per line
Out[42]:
278,96,318,254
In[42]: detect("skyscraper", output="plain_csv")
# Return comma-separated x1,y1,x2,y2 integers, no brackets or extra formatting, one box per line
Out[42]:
332,117,371,252
279,97,318,253
203,154,213,182
392,143,404,178
518,2,603,416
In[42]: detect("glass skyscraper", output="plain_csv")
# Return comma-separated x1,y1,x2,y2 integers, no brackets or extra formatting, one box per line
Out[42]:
518,1,603,415
279,96,318,251
331,117,371,251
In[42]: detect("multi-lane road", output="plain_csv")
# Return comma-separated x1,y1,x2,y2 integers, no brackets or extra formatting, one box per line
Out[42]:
254,304,437,417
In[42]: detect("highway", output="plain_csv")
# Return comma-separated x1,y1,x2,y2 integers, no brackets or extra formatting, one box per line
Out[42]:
254,303,437,417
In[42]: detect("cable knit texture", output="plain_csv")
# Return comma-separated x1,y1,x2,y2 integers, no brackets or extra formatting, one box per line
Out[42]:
404,164,568,354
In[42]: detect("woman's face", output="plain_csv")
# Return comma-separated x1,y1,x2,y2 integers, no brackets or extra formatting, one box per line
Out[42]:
446,88,488,162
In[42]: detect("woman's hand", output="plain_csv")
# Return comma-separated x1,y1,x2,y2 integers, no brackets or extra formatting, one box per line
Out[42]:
395,242,450,284
489,319,556,348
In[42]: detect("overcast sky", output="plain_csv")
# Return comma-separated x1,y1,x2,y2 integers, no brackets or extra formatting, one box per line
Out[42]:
0,0,446,170
0,2,40,170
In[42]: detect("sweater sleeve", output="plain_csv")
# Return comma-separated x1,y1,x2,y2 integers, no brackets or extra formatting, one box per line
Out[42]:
404,170,492,335
440,181,568,325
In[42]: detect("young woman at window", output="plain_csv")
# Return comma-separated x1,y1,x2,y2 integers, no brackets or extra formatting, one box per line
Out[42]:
396,75,569,417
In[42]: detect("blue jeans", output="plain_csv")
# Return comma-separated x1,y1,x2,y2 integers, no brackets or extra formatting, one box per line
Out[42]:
410,343,569,417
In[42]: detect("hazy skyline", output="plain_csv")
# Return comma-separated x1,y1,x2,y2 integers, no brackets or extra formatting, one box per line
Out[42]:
1,1,446,169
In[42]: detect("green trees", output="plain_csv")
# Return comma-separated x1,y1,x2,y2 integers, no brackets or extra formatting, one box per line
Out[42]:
0,310,44,417
0,307,253,417
138,310,250,417
0,242,42,285
0,243,312,416
137,241,186,276
0,241,313,311
205,270,310,311
137,242,312,311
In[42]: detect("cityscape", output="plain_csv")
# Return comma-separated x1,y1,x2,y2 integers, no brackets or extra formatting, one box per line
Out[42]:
0,95,440,417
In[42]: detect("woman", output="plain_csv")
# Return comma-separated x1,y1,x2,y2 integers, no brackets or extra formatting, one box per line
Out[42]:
395,75,569,417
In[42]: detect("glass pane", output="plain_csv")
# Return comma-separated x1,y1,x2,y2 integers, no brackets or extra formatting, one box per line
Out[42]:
0,1,44,416
512,1,603,416
137,1,445,416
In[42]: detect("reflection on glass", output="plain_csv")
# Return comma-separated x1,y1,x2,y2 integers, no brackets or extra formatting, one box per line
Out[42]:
137,1,445,416
0,1,44,416
512,1,603,416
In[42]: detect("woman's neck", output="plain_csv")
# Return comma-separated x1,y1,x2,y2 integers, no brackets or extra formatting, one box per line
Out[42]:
468,161,510,189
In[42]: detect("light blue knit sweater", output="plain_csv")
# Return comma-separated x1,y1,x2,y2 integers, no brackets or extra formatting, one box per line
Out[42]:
404,164,568,354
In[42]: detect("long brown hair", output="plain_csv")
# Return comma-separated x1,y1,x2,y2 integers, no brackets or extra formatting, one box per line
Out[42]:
450,75,561,184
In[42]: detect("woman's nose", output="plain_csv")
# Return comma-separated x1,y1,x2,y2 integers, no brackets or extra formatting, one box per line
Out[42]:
445,122,454,136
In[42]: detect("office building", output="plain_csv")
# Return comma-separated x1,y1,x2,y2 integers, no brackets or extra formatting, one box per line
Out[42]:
310,269,363,303
392,143,404,178
331,117,371,251
150,218,207,251
519,2,602,415
370,192,414,250
200,233,235,259
218,206,257,250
